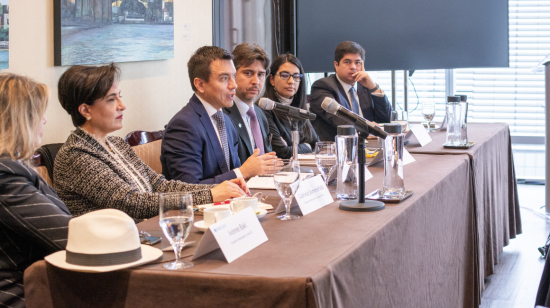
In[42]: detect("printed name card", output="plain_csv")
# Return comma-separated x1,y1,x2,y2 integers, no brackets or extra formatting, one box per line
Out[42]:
409,124,432,147
192,207,267,263
275,175,334,215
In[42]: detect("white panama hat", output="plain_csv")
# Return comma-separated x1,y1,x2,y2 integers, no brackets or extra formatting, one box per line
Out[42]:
45,209,162,272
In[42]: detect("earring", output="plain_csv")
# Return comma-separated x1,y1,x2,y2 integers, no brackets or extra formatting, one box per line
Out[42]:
86,117,91,121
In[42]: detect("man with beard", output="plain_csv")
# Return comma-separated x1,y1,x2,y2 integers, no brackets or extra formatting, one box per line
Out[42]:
223,43,276,163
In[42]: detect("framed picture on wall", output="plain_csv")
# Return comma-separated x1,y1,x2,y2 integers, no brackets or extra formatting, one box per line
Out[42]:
54,0,174,66
0,1,9,70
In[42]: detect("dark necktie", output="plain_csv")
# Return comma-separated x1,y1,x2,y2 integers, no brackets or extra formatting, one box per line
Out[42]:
246,107,265,155
349,87,361,115
212,111,230,169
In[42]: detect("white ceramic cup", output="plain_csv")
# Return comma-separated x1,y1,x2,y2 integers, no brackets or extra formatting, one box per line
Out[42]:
230,197,258,213
203,207,231,227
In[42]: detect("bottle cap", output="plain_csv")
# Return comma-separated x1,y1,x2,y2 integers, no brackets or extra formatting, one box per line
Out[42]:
457,94,467,102
384,123,402,134
337,125,356,136
447,96,460,102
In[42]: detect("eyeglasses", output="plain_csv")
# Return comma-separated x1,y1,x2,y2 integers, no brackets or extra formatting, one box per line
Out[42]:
276,71,303,82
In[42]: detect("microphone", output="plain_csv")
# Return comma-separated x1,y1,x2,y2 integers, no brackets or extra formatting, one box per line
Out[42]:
321,97,387,139
257,98,316,121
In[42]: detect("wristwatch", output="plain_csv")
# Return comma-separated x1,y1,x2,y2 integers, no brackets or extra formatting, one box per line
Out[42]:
368,83,380,92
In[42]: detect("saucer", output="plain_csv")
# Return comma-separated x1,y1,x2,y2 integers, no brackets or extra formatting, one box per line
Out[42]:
194,220,208,232
256,209,267,219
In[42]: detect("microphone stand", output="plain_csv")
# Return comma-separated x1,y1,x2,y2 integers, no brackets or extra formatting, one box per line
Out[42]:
339,129,385,212
291,121,299,161
286,108,302,162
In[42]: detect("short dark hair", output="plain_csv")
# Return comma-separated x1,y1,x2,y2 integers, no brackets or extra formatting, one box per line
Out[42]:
58,63,121,127
232,43,270,74
334,41,365,64
188,46,233,92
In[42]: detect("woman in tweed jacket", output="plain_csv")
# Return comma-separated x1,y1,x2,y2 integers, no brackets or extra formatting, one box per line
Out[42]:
54,64,248,221
0,74,72,308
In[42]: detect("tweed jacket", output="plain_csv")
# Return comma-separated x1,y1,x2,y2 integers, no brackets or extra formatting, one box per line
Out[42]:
0,157,71,308
54,128,214,221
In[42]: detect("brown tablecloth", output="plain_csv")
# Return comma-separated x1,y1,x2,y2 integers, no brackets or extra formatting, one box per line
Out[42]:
25,154,479,308
394,123,521,291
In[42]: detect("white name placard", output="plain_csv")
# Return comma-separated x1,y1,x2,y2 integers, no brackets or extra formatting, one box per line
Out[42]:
192,207,267,263
275,175,334,215
368,148,415,167
409,124,432,147
294,175,334,215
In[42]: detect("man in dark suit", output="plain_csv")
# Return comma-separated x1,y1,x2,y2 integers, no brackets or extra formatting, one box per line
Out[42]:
161,46,275,184
223,43,276,164
310,41,393,141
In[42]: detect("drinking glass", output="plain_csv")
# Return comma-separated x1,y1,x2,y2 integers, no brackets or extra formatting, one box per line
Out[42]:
315,142,337,191
274,159,301,220
421,101,436,132
159,192,194,270
391,110,409,132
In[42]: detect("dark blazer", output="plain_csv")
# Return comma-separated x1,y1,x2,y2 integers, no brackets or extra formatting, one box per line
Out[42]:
223,102,272,163
310,74,393,141
263,109,319,159
161,94,241,184
0,157,71,308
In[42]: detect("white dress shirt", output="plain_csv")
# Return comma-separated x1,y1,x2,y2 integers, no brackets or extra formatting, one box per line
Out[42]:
233,96,256,150
196,94,243,179
335,74,385,118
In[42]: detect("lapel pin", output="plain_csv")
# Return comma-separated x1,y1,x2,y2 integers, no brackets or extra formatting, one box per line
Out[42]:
239,123,242,128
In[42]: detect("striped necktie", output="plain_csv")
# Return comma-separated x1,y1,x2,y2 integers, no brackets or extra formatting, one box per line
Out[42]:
349,86,361,115
212,111,231,169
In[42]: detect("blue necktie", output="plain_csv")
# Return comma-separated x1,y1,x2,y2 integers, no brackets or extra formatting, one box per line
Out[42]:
349,87,361,115
212,111,231,169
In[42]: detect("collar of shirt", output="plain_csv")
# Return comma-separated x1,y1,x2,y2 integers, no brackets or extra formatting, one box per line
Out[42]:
233,96,252,119
335,73,357,93
195,93,220,117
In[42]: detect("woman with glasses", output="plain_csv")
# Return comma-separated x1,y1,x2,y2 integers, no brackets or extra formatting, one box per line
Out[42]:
261,53,319,159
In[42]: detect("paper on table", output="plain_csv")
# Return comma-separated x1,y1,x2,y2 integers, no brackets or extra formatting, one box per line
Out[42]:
247,174,313,190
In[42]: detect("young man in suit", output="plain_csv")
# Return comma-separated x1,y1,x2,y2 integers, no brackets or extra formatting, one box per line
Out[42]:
161,46,275,184
223,43,277,164
309,41,393,141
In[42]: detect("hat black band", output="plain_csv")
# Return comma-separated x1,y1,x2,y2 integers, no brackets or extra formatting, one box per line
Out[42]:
66,247,142,266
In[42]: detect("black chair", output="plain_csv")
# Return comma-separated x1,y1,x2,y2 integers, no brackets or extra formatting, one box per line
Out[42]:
33,143,64,185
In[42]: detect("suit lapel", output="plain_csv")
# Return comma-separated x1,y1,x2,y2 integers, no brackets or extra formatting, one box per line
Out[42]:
357,83,372,116
332,75,352,110
226,103,254,156
190,95,230,173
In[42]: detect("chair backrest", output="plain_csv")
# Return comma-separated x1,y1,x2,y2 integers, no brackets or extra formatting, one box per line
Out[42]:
31,153,53,186
35,143,64,183
124,130,164,147
125,130,164,174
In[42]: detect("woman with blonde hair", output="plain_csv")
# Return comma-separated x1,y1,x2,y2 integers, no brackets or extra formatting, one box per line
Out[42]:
0,73,72,308
54,63,248,221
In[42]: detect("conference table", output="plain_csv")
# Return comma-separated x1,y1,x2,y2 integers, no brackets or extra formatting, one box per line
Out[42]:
24,123,520,308
370,122,521,291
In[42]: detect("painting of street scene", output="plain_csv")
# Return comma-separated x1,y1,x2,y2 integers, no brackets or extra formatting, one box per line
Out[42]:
55,0,174,66
0,1,9,69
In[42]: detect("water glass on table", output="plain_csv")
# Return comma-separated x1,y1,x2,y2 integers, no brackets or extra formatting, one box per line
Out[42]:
159,192,194,270
421,101,436,132
315,142,337,191
391,110,409,132
274,159,301,220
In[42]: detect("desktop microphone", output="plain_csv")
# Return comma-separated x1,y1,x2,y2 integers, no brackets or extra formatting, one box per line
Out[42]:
321,97,387,139
257,98,316,121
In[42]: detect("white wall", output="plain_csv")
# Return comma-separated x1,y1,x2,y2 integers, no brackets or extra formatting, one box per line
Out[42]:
7,0,212,145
